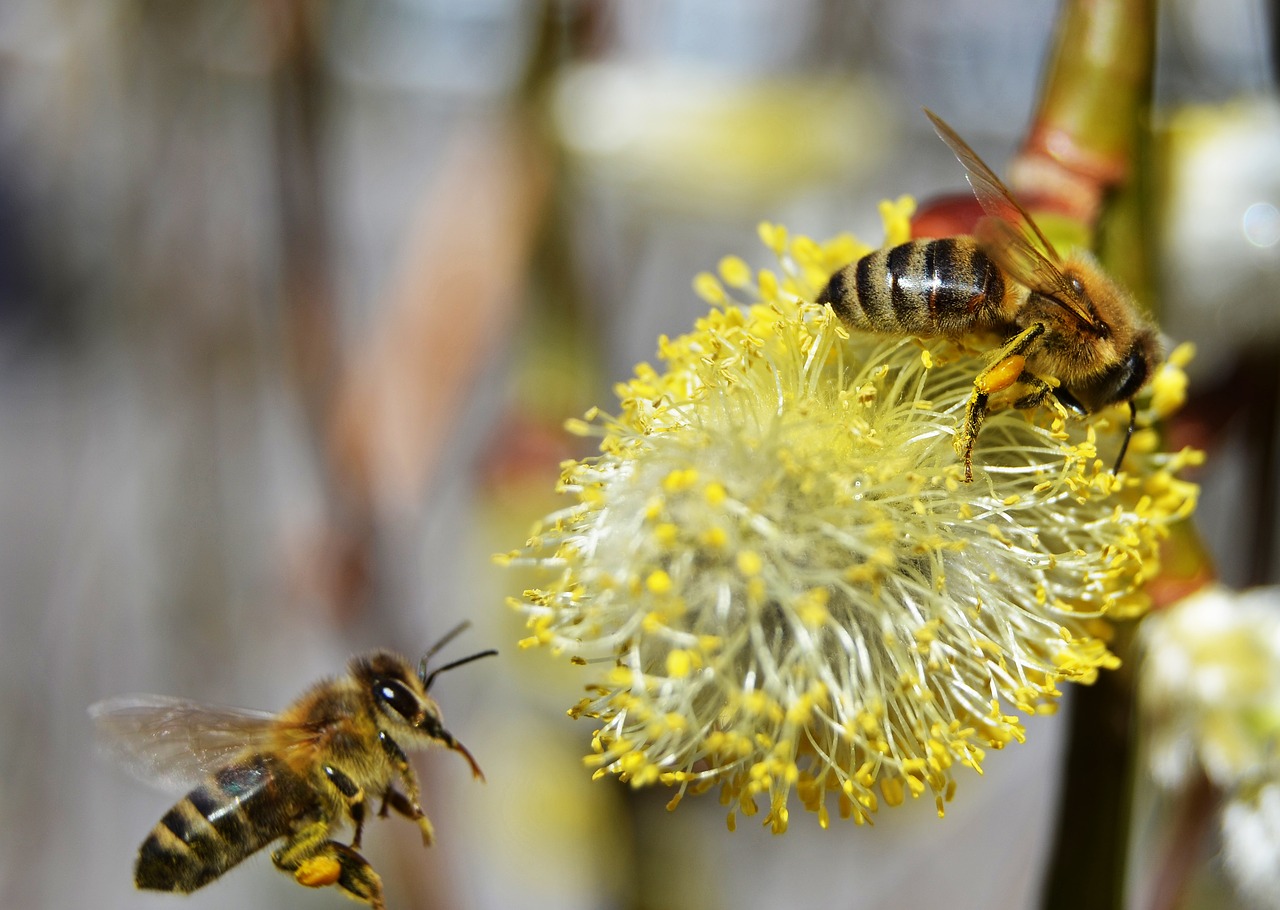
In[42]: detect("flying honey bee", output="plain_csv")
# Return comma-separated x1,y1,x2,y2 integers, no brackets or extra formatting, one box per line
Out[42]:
817,109,1160,482
91,625,496,910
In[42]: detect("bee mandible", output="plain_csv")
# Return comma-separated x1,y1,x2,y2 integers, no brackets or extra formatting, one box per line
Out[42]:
817,109,1160,482
91,623,496,910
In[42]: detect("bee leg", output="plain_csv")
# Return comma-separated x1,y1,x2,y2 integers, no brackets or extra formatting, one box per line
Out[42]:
273,821,332,882
274,824,386,910
323,764,368,848
955,390,988,483
1011,373,1053,409
378,731,435,846
957,323,1047,482
380,786,436,846
329,843,387,910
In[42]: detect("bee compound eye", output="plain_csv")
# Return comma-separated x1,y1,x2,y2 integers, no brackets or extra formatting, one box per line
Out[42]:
1114,346,1150,402
375,678,421,721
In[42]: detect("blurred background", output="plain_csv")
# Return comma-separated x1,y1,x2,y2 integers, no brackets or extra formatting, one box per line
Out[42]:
0,1,1275,908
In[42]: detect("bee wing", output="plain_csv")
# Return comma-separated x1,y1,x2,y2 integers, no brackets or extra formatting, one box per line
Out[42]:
924,109,1101,330
972,216,1091,307
89,695,309,794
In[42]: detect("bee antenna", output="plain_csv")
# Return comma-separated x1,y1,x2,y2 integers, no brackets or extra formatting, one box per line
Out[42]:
1112,399,1137,474
422,649,498,691
424,620,473,660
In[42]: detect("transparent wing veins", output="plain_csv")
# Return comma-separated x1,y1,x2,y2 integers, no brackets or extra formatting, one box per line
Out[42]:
90,695,310,794
923,108,1101,330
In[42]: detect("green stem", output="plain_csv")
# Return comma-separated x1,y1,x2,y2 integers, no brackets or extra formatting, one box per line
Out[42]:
1026,1,1158,908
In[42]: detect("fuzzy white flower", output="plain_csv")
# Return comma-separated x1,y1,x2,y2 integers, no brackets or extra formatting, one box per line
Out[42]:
1140,584,1280,906
1140,584,1280,790
505,206,1199,832
1223,781,1280,909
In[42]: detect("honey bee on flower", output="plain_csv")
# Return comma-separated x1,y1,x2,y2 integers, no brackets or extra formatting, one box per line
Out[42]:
502,200,1198,832
818,111,1160,482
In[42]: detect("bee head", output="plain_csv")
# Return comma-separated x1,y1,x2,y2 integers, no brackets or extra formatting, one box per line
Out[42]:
353,651,438,729
1069,327,1161,413
1057,327,1161,474
351,633,496,779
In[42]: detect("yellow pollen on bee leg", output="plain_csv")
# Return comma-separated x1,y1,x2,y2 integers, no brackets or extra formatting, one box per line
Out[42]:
295,855,342,888
978,355,1026,394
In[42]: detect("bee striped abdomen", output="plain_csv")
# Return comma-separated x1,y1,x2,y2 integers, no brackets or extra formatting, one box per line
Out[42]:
135,754,317,893
817,237,1006,336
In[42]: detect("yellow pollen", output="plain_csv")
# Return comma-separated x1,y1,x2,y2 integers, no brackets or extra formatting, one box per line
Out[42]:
646,570,673,594
737,550,764,576
699,526,728,549
719,255,753,288
295,855,342,888
693,272,727,305
663,469,699,492
666,649,696,678
506,209,1199,835
757,221,787,254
